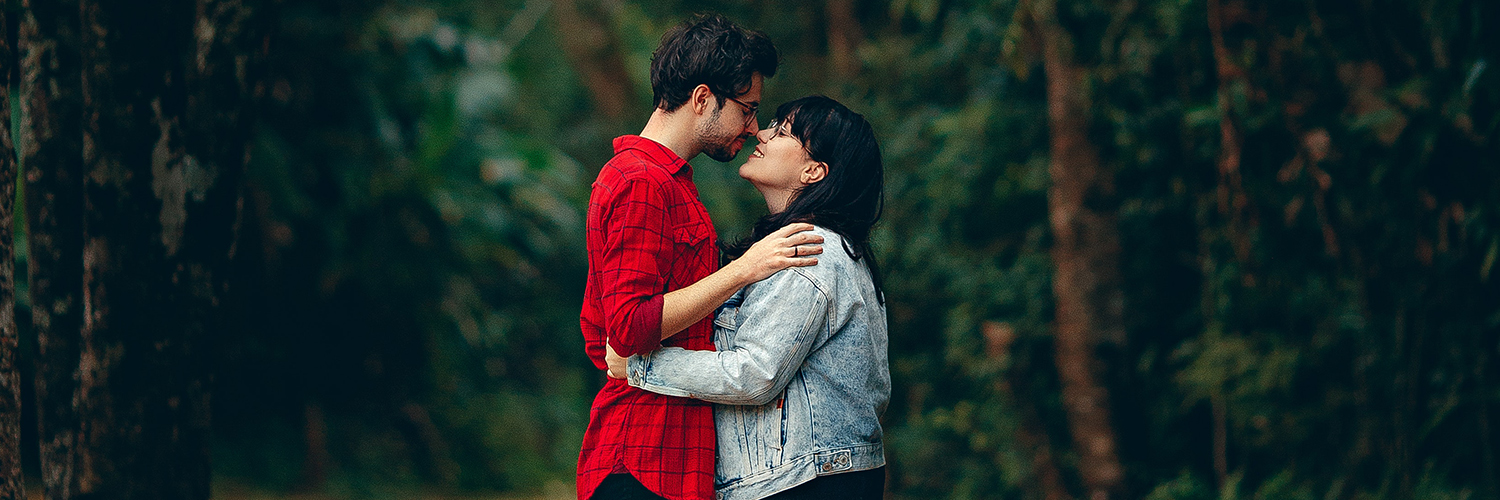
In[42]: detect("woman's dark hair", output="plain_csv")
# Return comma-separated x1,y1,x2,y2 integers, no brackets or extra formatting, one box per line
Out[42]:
722,95,886,300
650,13,779,111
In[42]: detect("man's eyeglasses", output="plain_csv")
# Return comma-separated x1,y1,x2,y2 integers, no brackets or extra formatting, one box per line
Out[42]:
725,96,759,127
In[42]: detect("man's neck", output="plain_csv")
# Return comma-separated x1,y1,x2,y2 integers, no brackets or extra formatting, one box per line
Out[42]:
638,108,700,162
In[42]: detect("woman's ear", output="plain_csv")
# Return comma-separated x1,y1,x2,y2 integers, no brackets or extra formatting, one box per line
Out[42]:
802,161,828,185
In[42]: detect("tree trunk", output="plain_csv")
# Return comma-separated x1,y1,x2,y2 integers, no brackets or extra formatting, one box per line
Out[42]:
18,0,87,497
17,0,256,496
1029,0,1127,498
78,0,207,495
0,4,27,499
825,0,863,79
984,321,1072,500
1207,0,1253,261
74,0,253,496
552,0,636,119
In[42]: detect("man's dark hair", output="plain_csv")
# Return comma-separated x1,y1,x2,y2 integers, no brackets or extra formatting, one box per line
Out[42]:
650,13,779,111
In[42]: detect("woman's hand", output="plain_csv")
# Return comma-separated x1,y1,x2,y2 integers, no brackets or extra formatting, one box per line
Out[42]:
729,223,824,284
604,342,627,379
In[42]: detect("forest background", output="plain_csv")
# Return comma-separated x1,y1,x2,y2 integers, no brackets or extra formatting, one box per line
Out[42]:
0,0,1497,499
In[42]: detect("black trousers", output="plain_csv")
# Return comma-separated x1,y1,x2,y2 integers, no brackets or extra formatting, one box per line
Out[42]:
765,467,886,500
592,473,667,500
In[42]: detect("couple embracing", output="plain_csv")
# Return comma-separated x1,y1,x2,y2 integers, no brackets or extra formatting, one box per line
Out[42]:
577,13,890,500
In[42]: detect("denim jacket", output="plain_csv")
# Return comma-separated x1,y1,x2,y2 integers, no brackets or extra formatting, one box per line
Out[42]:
626,226,890,500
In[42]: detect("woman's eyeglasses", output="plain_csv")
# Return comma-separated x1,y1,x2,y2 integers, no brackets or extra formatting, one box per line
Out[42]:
766,118,792,139
765,118,811,156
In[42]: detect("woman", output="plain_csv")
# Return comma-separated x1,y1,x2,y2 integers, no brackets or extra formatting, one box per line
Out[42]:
607,95,888,500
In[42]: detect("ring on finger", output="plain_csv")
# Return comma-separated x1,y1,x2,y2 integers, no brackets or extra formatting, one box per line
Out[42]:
793,246,799,257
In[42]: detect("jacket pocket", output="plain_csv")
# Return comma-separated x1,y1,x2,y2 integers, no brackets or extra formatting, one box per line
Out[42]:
712,305,739,350
761,398,784,468
778,389,789,456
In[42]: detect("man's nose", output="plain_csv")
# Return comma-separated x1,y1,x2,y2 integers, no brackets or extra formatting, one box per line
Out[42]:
753,126,770,141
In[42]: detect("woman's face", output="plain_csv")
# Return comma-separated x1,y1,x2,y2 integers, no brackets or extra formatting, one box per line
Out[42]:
739,117,826,213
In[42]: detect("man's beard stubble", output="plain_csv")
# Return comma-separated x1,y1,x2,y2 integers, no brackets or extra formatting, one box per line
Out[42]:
697,106,743,162
703,143,740,162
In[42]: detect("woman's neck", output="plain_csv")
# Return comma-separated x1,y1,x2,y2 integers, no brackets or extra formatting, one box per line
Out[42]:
761,188,796,214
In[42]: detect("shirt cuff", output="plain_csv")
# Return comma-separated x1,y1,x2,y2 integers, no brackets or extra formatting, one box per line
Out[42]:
610,294,664,356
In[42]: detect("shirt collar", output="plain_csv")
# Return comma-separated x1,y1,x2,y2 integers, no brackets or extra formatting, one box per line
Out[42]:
613,135,691,176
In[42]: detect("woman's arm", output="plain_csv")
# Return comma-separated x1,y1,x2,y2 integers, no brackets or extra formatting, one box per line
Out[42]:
658,223,823,341
624,268,831,406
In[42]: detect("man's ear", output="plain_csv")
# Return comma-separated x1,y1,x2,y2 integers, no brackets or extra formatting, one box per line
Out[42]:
802,161,828,185
690,84,716,115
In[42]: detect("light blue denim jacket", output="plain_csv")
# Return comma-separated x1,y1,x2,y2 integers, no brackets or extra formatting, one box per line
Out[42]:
626,226,890,500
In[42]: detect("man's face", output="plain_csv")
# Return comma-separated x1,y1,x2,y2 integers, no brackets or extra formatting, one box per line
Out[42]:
697,74,763,162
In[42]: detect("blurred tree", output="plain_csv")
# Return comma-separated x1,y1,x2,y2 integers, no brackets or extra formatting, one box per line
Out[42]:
14,0,261,497
0,2,24,498
17,0,86,497
1027,0,1128,496
552,0,638,121
825,0,864,79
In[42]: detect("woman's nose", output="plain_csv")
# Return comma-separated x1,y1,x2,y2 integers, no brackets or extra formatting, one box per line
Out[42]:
754,127,772,141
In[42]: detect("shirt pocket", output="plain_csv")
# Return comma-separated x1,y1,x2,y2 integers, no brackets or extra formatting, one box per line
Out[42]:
665,219,712,288
671,219,711,247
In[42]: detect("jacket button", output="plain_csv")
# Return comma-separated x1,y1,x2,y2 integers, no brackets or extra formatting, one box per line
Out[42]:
821,463,833,472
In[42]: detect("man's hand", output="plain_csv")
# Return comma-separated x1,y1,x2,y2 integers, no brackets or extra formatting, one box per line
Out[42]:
605,342,627,379
729,223,824,284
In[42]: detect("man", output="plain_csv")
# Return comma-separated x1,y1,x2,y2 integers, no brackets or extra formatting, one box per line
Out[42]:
578,13,823,500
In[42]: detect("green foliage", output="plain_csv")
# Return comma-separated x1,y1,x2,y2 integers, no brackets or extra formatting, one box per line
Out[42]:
218,0,595,494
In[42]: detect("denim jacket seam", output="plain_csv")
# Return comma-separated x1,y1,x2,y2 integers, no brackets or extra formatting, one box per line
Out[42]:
747,270,828,406
687,269,829,405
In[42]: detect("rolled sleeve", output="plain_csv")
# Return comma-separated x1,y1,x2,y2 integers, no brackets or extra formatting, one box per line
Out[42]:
628,268,830,405
598,177,672,356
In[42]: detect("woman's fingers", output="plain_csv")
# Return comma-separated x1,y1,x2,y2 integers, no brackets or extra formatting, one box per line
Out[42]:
737,223,825,281
788,231,824,246
786,244,823,257
771,222,816,237
789,256,819,267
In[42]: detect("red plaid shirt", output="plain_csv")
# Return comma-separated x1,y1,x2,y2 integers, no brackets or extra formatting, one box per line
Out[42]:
578,136,719,500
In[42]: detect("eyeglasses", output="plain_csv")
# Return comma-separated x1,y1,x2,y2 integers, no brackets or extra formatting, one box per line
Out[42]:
765,118,812,156
766,118,792,139
725,96,759,127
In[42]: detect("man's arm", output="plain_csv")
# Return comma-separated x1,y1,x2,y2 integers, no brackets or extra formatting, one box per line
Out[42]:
623,268,831,405
659,223,824,340
596,177,674,357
